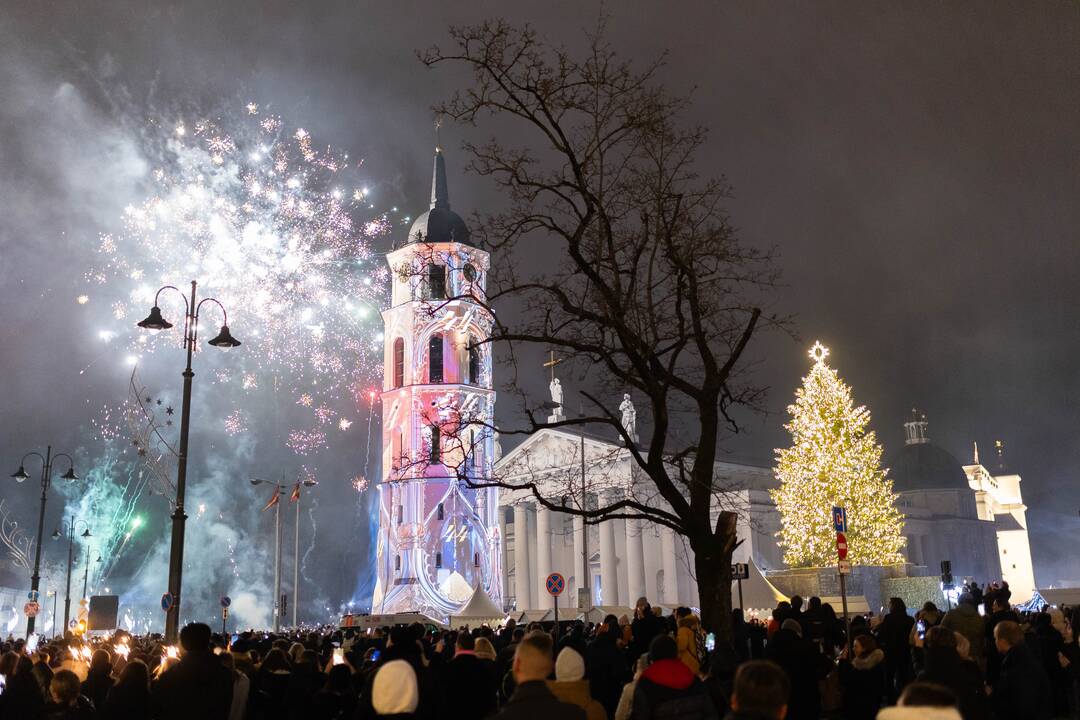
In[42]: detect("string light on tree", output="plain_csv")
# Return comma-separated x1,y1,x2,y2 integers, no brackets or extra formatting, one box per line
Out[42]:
771,341,906,567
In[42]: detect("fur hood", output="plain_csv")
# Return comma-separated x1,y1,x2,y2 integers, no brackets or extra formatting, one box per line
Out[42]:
877,707,962,720
677,614,700,630
851,648,886,671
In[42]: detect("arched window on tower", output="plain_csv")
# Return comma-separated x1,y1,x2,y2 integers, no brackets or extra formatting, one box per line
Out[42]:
467,339,480,385
435,552,443,568
426,264,446,300
474,552,481,567
429,334,443,383
392,338,405,388
429,424,441,463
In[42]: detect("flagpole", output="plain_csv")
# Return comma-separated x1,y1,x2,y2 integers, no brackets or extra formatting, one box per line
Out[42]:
293,486,300,628
274,490,281,633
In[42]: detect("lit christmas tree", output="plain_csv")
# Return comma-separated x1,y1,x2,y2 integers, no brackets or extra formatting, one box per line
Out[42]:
771,342,906,567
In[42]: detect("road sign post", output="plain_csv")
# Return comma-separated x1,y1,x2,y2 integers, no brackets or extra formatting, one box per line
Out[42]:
731,563,749,610
833,506,851,652
546,573,565,642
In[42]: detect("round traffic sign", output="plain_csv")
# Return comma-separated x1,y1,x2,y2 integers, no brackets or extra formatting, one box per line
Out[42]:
27,590,40,602
836,531,848,561
160,592,174,612
545,572,565,596
220,595,232,608
23,601,40,617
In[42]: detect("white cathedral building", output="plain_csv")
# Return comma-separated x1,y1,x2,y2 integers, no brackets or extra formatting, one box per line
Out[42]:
370,150,1037,621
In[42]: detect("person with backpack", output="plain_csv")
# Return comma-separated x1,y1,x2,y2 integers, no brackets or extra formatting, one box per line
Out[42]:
674,608,705,675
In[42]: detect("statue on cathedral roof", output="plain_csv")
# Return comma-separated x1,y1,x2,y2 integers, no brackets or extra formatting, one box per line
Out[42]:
620,393,638,444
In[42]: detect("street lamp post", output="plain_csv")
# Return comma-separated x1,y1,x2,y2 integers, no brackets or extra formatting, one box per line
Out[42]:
137,280,240,643
292,479,316,627
53,518,91,634
10,447,79,638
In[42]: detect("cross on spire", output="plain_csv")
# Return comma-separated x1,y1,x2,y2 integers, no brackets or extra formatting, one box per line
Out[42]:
543,350,563,381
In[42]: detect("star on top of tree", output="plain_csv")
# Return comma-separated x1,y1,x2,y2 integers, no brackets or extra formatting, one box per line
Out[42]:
809,341,830,365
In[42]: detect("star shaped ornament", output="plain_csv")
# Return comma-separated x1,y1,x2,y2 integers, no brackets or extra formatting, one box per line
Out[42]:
809,341,830,365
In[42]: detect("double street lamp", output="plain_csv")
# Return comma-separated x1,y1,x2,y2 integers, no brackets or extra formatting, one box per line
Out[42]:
10,447,79,638
251,476,316,630
52,518,91,634
137,280,240,643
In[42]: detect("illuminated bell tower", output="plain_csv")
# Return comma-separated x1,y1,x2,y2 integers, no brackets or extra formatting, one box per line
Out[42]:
371,148,501,618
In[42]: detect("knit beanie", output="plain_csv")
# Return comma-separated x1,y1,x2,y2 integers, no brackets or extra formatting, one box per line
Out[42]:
372,659,419,715
555,647,586,681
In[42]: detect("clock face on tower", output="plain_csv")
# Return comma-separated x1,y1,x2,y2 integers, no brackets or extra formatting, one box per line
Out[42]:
463,262,477,282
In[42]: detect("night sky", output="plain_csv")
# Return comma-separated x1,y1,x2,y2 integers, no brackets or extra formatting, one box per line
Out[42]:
1,0,1078,625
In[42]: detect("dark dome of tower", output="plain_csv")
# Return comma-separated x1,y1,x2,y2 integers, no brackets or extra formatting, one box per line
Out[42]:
408,148,471,246
885,410,970,492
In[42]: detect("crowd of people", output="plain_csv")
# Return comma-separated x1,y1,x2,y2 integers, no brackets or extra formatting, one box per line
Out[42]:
0,585,1078,720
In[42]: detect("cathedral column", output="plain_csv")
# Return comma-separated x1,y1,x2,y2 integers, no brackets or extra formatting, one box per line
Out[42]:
624,518,646,605
535,506,553,609
498,509,509,607
599,492,619,606
661,526,678,605
513,503,532,610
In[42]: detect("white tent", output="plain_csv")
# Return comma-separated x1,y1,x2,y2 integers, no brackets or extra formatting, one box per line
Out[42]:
734,560,789,616
513,609,554,623
575,605,635,624
449,584,508,628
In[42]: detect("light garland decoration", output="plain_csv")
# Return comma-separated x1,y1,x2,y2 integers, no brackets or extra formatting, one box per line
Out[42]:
771,341,906,567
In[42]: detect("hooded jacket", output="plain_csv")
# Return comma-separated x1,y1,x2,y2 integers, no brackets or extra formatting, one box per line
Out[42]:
629,658,717,720
837,648,886,720
547,680,607,720
676,616,703,674
877,708,962,720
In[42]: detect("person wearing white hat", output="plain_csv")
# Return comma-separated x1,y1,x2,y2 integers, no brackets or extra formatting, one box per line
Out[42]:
372,659,419,719
546,647,606,720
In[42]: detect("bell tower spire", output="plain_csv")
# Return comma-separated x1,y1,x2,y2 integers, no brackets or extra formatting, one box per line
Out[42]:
431,148,450,210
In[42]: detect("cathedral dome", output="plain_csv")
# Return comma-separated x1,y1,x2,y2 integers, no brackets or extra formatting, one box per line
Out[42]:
407,149,471,246
885,411,970,492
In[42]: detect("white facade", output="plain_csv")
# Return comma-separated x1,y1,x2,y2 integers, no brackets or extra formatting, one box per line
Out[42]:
495,427,781,611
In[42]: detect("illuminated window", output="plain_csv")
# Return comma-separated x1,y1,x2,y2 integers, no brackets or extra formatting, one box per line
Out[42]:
429,334,443,383
392,338,405,388
426,264,446,300
430,425,441,463
468,340,480,385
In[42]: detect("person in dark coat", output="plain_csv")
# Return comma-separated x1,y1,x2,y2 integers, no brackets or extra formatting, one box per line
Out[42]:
983,594,1018,686
492,631,586,720
630,634,717,720
585,615,630,719
725,660,790,720
730,610,751,663
917,627,990,720
0,653,46,720
82,648,115,713
837,633,887,720
44,669,96,720
991,620,1052,720
103,659,153,720
496,627,525,704
630,598,666,663
152,622,234,720
874,597,915,701
439,633,497,720
764,620,830,720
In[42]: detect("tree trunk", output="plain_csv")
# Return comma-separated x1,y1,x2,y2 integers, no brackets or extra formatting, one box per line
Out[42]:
693,510,738,641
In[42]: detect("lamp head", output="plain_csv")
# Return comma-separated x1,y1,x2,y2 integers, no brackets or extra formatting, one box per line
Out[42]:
60,467,78,481
137,305,173,331
302,480,318,487
81,528,92,538
52,529,61,540
207,324,241,348
11,465,29,482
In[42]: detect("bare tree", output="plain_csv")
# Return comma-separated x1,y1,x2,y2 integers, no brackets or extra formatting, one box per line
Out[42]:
418,19,784,638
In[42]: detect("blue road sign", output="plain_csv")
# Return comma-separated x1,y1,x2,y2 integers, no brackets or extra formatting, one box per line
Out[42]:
220,595,232,608
832,506,847,533
160,592,174,612
27,590,39,602
546,572,565,596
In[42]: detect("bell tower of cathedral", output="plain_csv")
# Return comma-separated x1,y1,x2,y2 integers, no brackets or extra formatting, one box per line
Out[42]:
371,148,501,618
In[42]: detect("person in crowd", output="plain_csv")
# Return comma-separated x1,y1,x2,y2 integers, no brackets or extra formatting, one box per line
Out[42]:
496,627,526,704
255,647,293,719
81,647,114,712
152,622,234,720
475,636,498,661
103,658,152,720
45,668,96,720
983,592,1018,685
726,660,789,720
494,631,586,720
440,631,498,720
614,654,649,720
630,598,665,663
766,603,789,640
730,610,751,663
701,640,740,718
1028,610,1070,716
916,627,988,720
877,681,962,720
675,607,704,675
941,593,985,669
991,620,1052,720
218,652,249,720
585,615,630,720
630,634,717,720
874,597,914,702
837,633,886,720
764,619,829,720
546,647,606,720
372,659,419,719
